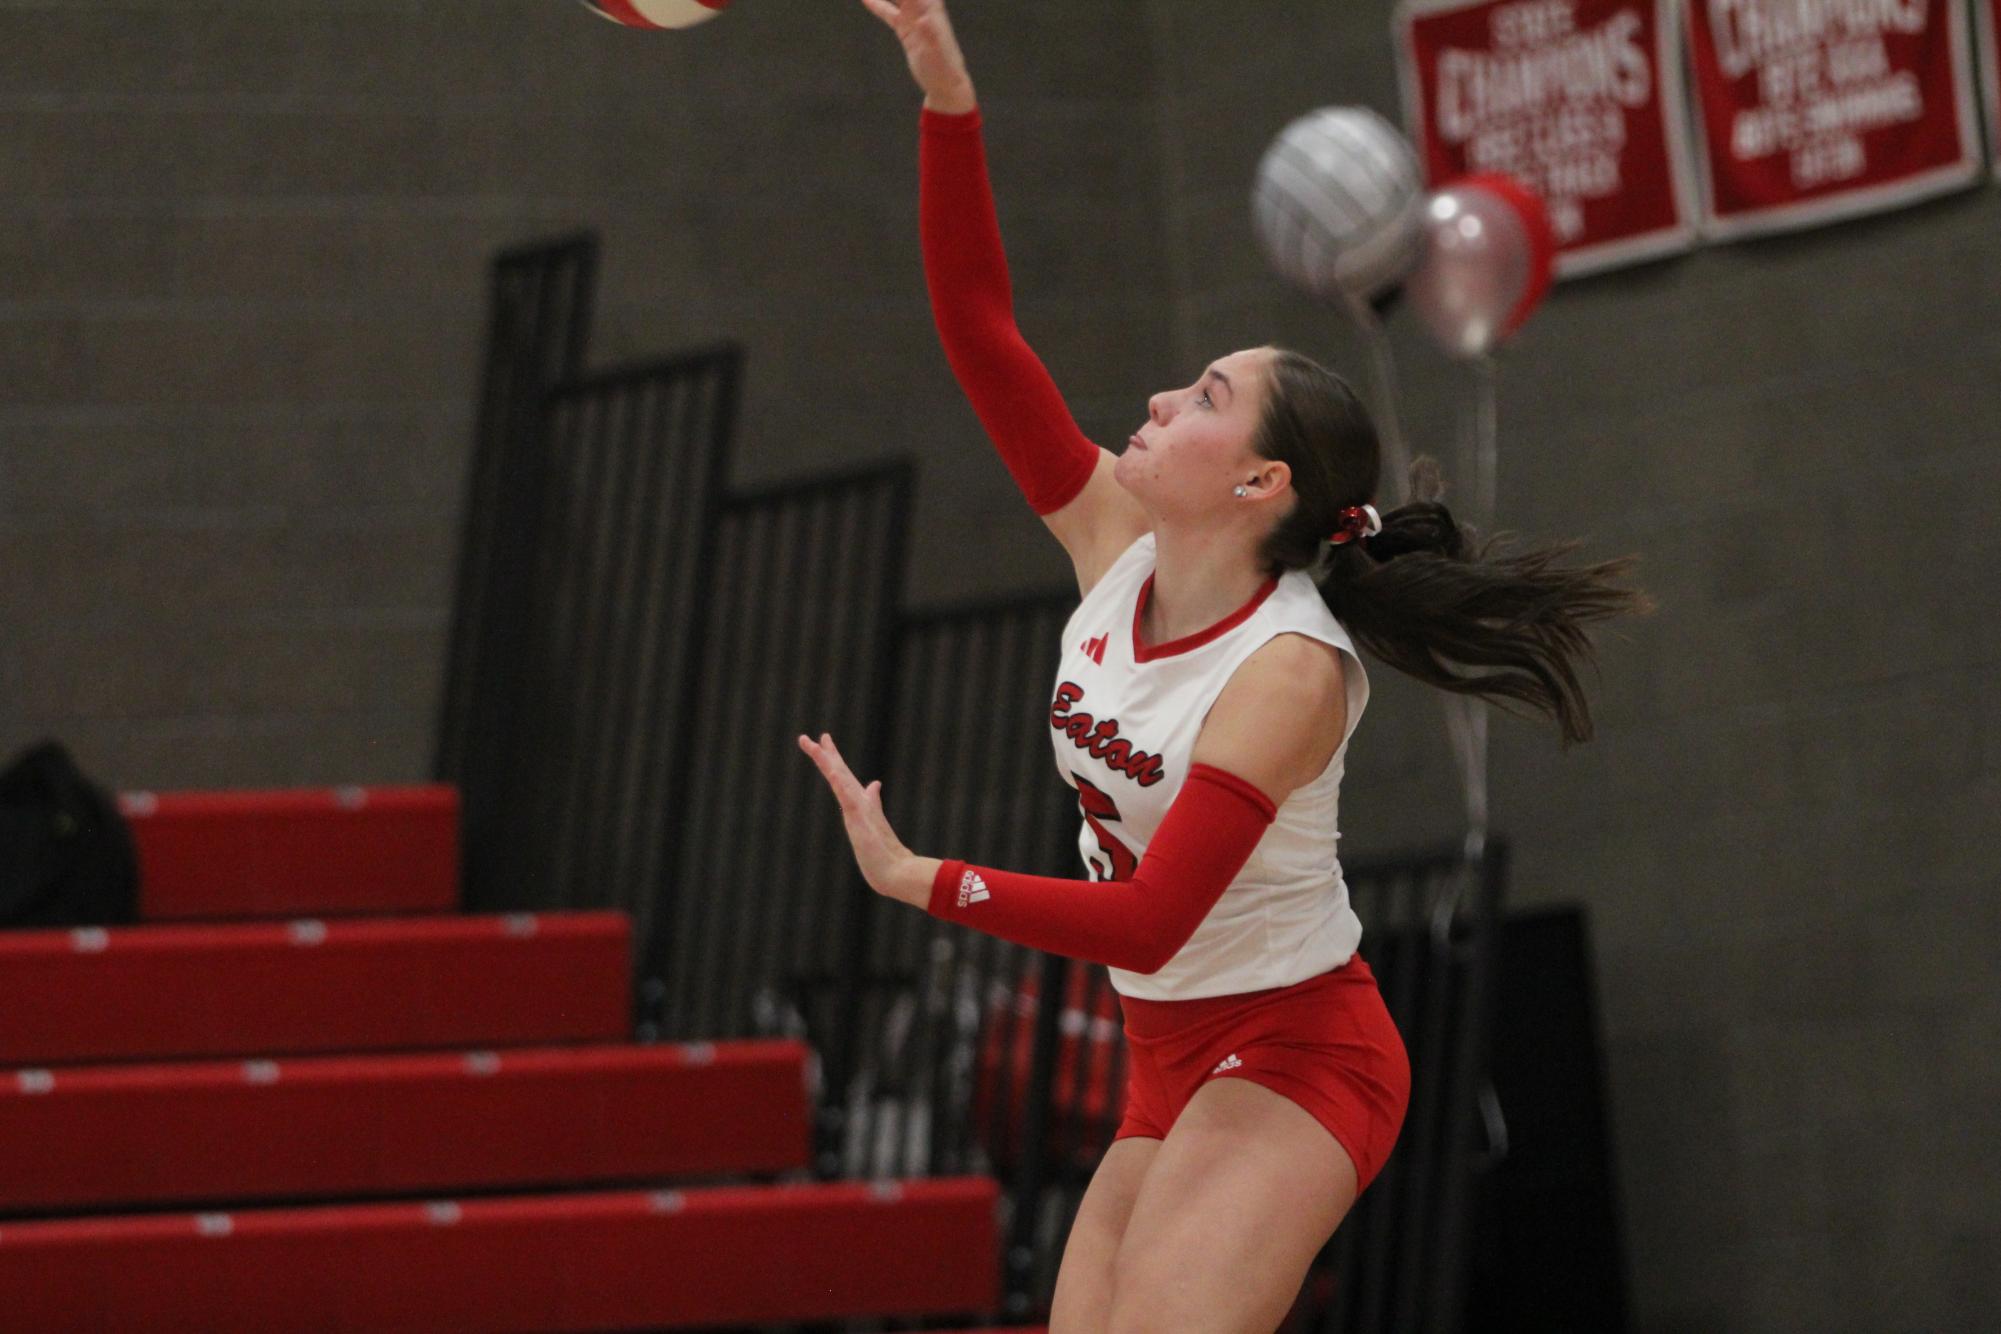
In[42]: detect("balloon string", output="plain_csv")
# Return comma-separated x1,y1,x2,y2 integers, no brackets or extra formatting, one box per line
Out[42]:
1443,694,1488,859
1443,354,1499,860
1347,299,1491,861
1346,297,1412,505
1473,354,1498,527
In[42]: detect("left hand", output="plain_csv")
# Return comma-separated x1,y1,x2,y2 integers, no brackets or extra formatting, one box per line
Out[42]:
796,732,937,909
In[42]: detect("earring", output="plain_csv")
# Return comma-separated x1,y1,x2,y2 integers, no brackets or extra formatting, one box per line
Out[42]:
1233,486,1248,498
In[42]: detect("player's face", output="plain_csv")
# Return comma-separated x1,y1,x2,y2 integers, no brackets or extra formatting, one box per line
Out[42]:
1117,347,1277,518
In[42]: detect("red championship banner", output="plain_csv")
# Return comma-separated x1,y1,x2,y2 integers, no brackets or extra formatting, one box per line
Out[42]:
1684,0,1981,236
1396,0,1697,277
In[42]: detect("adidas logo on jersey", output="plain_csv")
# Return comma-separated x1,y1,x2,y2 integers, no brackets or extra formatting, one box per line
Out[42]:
1211,1053,1243,1074
957,869,990,908
1079,633,1108,665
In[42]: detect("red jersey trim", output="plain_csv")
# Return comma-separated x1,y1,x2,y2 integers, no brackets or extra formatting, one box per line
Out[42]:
1131,572,1280,663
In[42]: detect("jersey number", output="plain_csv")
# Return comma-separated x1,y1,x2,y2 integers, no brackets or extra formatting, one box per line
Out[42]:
1073,773,1138,883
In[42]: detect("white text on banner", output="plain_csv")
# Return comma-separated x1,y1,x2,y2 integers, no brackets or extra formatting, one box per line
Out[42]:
1684,0,1982,236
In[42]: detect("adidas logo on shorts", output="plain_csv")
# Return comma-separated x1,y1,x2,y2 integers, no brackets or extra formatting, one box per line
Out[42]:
1211,1053,1243,1074
957,869,990,908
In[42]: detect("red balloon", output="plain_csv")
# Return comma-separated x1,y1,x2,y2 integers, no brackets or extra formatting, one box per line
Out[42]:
1461,172,1556,336
1406,172,1557,359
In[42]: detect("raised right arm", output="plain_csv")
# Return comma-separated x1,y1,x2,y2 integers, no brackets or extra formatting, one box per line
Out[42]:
918,108,1152,592
919,109,1098,517
864,0,1148,593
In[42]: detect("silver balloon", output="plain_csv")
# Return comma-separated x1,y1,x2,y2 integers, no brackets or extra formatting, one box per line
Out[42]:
1251,108,1426,308
1406,183,1536,360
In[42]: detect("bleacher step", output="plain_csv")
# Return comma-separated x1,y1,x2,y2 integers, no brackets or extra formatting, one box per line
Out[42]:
122,785,459,921
0,1178,1000,1332
0,1040,810,1214
0,912,631,1066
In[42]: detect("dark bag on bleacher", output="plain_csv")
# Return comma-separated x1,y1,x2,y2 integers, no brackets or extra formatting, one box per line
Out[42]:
0,739,139,928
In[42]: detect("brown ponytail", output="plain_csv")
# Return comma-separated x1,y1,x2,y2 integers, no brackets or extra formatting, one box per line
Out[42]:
1252,348,1653,747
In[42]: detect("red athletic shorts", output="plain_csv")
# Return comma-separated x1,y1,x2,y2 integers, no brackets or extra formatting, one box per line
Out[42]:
1111,951,1411,1194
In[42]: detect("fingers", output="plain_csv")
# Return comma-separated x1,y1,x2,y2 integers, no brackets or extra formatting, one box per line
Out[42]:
807,731,851,780
821,736,873,799
797,733,878,813
861,0,947,37
797,733,848,796
860,0,930,28
796,735,907,900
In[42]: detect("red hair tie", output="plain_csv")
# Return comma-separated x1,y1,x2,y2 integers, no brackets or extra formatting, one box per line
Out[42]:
1328,504,1383,546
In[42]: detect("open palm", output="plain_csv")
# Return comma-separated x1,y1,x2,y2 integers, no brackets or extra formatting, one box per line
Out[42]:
858,0,975,113
797,732,930,908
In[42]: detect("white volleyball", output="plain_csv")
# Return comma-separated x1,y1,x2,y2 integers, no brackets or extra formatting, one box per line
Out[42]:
577,0,730,29
1252,107,1426,306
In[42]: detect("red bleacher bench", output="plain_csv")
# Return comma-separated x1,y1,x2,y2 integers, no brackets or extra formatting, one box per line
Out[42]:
121,784,459,921
0,1178,1001,1332
0,1039,811,1214
0,912,632,1066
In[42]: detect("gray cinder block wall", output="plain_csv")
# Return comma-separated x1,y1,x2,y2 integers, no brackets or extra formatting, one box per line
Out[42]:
0,1,1166,785
0,2,1995,1331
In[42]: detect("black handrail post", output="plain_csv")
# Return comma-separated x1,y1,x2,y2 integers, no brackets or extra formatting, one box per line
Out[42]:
820,462,920,1177
1002,948,1070,1320
1430,837,1508,1334
435,237,596,912
628,346,741,1037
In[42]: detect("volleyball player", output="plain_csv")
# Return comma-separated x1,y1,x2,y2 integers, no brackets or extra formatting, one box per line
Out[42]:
800,3,1646,1328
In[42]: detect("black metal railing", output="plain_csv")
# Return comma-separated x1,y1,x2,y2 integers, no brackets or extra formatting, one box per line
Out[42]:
816,596,1083,1188
439,339,742,920
435,236,597,897
636,465,915,1065
1298,842,1510,1333
503,350,741,920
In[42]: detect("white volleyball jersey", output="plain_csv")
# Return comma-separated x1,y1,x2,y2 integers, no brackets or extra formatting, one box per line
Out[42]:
1051,531,1370,1000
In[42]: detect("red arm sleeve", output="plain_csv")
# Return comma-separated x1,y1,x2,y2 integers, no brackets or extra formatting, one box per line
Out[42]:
925,765,1279,974
920,107,1100,517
